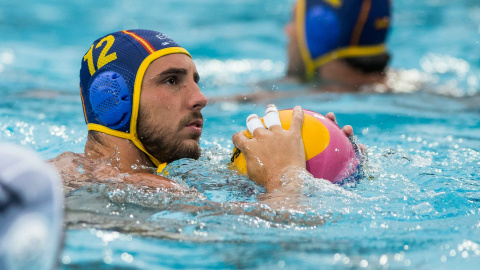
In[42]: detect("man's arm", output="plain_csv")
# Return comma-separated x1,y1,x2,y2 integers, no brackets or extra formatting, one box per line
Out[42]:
49,152,184,192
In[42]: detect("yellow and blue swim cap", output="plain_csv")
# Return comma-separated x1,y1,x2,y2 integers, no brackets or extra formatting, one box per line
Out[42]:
296,0,391,80
79,29,191,168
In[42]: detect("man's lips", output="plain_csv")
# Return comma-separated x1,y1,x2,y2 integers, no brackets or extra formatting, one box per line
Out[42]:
185,119,203,133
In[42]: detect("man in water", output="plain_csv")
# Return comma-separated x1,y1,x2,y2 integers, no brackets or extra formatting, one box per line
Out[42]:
285,0,391,91
50,29,357,193
219,0,391,103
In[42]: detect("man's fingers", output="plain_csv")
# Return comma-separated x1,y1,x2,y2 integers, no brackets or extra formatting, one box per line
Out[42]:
246,114,266,136
342,125,354,137
289,106,304,133
326,112,354,137
232,132,249,152
326,112,337,124
264,104,283,132
358,143,366,153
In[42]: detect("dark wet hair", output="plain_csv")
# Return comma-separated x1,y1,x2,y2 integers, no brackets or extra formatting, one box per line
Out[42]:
88,130,103,144
343,52,391,74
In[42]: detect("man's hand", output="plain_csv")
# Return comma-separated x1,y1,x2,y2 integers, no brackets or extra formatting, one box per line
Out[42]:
232,105,306,192
325,112,365,153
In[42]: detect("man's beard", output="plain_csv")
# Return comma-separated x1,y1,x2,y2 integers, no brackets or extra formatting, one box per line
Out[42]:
137,111,203,164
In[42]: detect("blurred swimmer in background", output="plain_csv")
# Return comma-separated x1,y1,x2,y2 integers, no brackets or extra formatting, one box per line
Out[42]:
285,0,391,91
221,0,392,103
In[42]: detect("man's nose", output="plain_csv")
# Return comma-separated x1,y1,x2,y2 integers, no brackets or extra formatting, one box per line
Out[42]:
188,84,207,110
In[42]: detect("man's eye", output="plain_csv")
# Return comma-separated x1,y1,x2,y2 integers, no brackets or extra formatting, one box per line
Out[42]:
165,77,177,85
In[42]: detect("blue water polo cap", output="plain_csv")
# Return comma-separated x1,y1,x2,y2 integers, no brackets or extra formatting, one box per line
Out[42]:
296,0,391,79
79,29,192,167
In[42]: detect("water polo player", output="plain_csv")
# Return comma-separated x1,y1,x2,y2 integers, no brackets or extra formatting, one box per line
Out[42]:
285,0,391,88
215,0,392,103
50,29,360,193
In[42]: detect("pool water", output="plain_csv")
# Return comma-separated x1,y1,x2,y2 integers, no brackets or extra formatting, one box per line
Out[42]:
1,0,480,269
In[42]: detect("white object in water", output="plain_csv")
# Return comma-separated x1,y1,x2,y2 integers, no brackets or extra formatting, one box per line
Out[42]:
0,144,64,270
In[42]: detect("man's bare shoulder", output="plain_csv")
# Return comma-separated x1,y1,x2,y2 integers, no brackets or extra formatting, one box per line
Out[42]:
48,151,98,193
48,152,87,178
124,173,183,190
49,151,84,166
48,152,183,193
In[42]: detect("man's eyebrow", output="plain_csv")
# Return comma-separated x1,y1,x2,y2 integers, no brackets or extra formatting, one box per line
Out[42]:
150,68,188,81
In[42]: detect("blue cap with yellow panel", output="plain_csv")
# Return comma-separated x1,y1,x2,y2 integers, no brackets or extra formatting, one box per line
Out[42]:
296,0,391,80
80,29,191,171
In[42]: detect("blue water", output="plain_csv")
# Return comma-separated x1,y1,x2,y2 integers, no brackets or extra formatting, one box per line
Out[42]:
1,0,480,269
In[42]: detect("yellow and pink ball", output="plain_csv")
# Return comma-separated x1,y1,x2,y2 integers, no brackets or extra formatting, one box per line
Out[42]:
230,109,360,184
